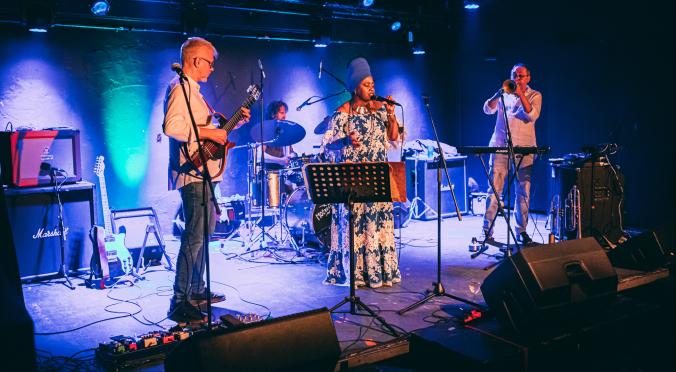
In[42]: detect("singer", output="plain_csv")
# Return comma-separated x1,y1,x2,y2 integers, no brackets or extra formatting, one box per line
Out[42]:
322,57,401,288
163,37,250,323
481,63,542,245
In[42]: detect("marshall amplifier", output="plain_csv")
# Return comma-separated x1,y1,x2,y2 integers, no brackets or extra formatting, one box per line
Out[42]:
0,129,82,187
3,182,95,281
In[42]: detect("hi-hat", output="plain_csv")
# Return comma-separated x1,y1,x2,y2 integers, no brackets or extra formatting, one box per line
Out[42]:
250,119,306,147
314,115,332,135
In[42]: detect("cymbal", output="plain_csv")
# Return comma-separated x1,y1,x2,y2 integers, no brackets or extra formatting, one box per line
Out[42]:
314,115,332,135
250,119,306,147
228,121,256,145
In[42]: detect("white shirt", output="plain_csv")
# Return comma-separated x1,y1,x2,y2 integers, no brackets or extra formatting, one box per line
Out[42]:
483,86,542,148
163,76,222,190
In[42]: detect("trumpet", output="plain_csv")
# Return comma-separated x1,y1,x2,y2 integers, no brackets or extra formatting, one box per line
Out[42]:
502,79,517,94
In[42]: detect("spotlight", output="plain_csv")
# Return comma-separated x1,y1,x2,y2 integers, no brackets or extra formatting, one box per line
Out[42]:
24,0,55,33
390,21,401,32
412,43,426,55
314,35,330,48
362,0,375,7
90,0,110,16
464,1,480,10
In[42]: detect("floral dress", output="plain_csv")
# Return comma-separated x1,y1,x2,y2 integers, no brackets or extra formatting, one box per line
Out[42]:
321,104,401,288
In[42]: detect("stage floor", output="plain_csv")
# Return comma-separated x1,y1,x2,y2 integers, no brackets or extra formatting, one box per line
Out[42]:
22,213,673,371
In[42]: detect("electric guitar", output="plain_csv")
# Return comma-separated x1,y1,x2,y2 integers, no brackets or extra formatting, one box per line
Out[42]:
189,84,261,177
90,156,132,282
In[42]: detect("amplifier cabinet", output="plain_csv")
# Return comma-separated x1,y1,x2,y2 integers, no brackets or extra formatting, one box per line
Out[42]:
3,182,95,281
0,129,82,187
405,156,467,220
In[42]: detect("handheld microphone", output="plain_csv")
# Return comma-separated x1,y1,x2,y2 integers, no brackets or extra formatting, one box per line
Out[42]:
371,95,402,106
171,63,186,80
318,60,323,79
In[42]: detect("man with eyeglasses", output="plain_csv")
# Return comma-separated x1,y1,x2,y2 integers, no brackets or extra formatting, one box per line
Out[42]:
481,63,542,246
163,37,250,323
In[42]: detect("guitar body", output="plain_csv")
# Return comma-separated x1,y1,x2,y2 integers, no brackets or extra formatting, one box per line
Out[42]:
188,84,261,175
90,155,134,288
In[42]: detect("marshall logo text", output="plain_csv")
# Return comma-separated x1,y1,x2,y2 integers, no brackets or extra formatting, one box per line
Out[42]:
33,227,69,240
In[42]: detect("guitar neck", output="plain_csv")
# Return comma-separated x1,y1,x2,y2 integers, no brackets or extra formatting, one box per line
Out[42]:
220,94,259,133
97,174,114,237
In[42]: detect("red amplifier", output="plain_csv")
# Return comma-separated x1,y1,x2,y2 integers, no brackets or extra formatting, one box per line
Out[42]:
0,129,82,187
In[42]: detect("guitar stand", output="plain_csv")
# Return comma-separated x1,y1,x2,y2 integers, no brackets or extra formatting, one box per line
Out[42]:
135,224,173,273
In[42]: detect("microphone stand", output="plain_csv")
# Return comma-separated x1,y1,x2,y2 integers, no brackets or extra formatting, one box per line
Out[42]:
297,64,349,111
52,170,74,290
176,72,221,329
257,59,268,250
480,93,521,255
399,96,484,315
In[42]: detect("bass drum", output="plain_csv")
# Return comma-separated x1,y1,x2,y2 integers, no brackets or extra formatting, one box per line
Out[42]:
284,186,332,250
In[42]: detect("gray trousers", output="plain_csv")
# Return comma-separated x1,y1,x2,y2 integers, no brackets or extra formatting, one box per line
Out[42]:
172,182,217,304
482,154,532,237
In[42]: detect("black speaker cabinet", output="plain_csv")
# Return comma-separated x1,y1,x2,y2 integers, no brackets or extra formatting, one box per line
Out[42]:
608,229,674,271
551,162,624,243
3,182,95,281
481,237,618,337
110,207,164,266
406,156,467,220
165,308,340,371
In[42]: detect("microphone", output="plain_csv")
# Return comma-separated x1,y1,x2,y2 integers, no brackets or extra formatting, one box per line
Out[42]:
296,98,310,111
318,60,323,79
258,59,266,79
171,63,186,80
371,95,402,106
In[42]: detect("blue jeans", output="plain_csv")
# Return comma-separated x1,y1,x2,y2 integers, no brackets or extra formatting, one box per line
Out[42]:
172,182,217,304
482,154,532,237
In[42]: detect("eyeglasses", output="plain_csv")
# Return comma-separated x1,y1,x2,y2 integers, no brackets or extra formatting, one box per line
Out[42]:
195,57,214,69
512,74,530,79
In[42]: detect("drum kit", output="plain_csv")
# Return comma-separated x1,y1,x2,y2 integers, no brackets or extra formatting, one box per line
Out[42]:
229,117,333,253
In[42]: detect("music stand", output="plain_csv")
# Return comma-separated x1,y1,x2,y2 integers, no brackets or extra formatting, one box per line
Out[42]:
303,162,404,337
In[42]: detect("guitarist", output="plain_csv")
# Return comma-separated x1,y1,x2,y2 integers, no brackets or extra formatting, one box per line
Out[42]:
163,37,251,323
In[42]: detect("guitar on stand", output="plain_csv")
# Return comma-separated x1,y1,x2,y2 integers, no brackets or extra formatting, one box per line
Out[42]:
88,156,133,288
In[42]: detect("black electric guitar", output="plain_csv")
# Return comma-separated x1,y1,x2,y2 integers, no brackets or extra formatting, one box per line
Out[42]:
90,156,132,283
189,84,261,177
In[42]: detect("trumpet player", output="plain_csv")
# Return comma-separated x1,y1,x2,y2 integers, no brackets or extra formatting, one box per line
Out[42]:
481,63,542,245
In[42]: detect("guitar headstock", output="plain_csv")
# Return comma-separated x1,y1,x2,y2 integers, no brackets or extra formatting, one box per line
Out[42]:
94,155,105,177
247,84,262,101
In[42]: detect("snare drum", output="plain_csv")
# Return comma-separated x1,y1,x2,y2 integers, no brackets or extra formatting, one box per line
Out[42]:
284,186,332,249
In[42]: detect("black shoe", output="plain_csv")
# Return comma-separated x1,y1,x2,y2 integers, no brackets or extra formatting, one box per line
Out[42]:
168,301,206,323
518,232,533,245
190,291,226,305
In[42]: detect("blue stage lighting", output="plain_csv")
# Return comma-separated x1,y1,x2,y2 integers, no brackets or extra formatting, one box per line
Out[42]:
362,0,375,7
90,1,110,16
390,21,401,32
464,1,480,10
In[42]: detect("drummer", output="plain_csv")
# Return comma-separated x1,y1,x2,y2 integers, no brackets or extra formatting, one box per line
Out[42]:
260,100,297,169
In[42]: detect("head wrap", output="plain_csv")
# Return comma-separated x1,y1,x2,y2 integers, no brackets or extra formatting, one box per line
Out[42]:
346,57,372,93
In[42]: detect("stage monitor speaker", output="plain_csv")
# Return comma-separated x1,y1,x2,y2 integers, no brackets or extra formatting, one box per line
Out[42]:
406,156,467,220
480,237,618,337
0,129,82,187
110,207,164,266
608,228,674,271
164,308,340,372
3,182,95,281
